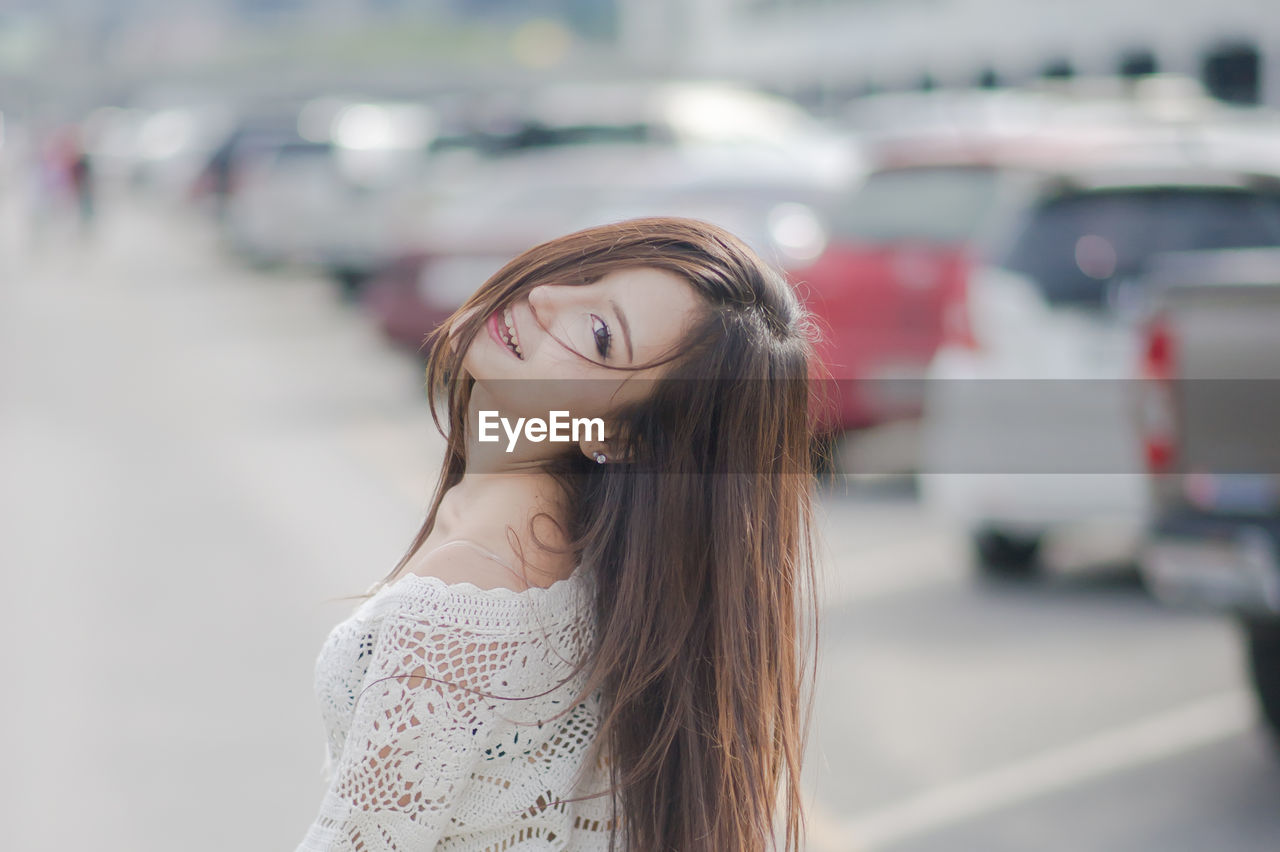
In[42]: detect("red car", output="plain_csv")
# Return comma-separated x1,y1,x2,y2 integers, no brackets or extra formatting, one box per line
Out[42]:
795,163,1003,432
803,87,1159,433
796,125,1146,434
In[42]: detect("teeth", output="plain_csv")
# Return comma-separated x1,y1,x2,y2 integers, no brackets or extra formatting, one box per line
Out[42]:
501,306,520,356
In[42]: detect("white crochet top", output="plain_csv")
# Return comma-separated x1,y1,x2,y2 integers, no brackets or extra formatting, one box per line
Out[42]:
296,543,617,852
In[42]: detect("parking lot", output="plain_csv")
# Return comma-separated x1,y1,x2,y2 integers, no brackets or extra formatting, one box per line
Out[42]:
2,191,1277,851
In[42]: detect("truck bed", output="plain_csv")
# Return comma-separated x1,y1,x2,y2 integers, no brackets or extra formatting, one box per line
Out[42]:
1140,248,1280,613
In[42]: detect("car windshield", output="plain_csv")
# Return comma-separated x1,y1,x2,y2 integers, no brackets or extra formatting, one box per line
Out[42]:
999,186,1280,306
828,166,1002,243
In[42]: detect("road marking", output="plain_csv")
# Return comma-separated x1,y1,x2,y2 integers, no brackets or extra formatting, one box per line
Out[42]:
805,689,1257,851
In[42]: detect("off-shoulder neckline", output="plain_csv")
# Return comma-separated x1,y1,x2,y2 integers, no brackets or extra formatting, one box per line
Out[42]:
349,562,593,628
367,539,586,597
380,558,590,599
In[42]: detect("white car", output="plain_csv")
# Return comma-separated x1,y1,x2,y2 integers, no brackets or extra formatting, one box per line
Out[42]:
221,138,343,266
919,162,1280,576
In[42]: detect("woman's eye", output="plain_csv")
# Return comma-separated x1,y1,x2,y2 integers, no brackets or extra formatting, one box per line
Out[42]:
590,314,612,358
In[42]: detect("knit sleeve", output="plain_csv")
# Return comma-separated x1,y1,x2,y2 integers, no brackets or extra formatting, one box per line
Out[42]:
295,605,518,852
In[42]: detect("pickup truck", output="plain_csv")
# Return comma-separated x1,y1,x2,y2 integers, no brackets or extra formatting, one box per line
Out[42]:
1137,247,1280,742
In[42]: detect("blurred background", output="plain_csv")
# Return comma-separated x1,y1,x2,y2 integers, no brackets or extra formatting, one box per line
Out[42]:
3,1,1280,850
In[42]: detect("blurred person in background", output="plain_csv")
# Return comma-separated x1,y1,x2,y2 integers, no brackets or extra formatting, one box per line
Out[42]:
25,123,96,246
25,125,70,247
295,218,821,852
66,128,96,238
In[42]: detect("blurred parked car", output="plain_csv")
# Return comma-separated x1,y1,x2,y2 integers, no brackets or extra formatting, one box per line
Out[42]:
797,163,1008,432
220,138,341,267
802,86,1232,437
214,82,860,297
920,159,1280,577
358,80,861,350
1136,247,1280,743
362,143,843,352
191,105,308,219
794,121,1152,434
83,100,235,198
217,97,444,283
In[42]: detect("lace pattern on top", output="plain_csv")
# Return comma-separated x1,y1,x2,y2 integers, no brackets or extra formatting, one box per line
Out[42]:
297,561,618,852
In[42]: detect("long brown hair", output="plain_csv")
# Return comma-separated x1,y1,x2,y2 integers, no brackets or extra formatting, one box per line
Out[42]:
389,217,821,851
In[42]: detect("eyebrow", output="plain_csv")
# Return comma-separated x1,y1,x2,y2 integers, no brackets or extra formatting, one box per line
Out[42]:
610,298,633,364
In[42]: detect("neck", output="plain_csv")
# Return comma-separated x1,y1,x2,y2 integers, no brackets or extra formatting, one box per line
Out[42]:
431,467,573,574
431,387,572,540
463,383,566,473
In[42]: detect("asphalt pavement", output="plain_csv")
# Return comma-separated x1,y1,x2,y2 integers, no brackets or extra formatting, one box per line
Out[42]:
1,192,1276,852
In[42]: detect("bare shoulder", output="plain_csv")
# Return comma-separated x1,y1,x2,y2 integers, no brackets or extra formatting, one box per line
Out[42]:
399,540,527,591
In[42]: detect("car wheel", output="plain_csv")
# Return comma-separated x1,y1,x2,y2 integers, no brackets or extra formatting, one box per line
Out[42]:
1243,617,1280,744
972,529,1041,578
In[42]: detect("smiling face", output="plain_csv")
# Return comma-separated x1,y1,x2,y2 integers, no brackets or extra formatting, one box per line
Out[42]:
461,266,706,428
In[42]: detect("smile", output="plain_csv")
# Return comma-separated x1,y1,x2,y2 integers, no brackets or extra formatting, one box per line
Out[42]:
487,305,523,359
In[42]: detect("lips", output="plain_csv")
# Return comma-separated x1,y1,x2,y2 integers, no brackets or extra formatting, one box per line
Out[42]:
487,306,523,359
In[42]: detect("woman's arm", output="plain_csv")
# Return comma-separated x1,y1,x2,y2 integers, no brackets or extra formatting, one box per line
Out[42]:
296,608,509,852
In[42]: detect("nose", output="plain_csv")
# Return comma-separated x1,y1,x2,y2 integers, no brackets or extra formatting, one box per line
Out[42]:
527,284,551,314
527,284,569,330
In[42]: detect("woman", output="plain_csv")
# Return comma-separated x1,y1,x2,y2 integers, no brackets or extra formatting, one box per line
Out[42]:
297,217,821,852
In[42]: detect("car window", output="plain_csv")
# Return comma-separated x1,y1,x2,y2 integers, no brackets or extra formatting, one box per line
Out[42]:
998,187,1280,306
490,122,658,153
828,166,1003,243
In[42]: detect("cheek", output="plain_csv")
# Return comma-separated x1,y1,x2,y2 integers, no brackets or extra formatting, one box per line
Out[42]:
538,374,631,421
558,385,614,419
498,386,553,420
459,339,489,376
488,389,615,429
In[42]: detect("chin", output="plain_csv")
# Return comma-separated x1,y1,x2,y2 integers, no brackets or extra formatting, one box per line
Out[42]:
462,350,510,383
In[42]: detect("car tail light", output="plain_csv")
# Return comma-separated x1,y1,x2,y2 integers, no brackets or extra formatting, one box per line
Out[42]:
1138,312,1178,473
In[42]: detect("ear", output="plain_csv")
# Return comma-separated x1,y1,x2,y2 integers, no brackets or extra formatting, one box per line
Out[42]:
579,432,632,465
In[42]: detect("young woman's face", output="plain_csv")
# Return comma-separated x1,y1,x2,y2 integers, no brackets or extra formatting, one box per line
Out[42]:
461,267,705,424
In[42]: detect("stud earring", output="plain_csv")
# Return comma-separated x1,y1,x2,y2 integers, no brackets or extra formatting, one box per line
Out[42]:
593,451,607,464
